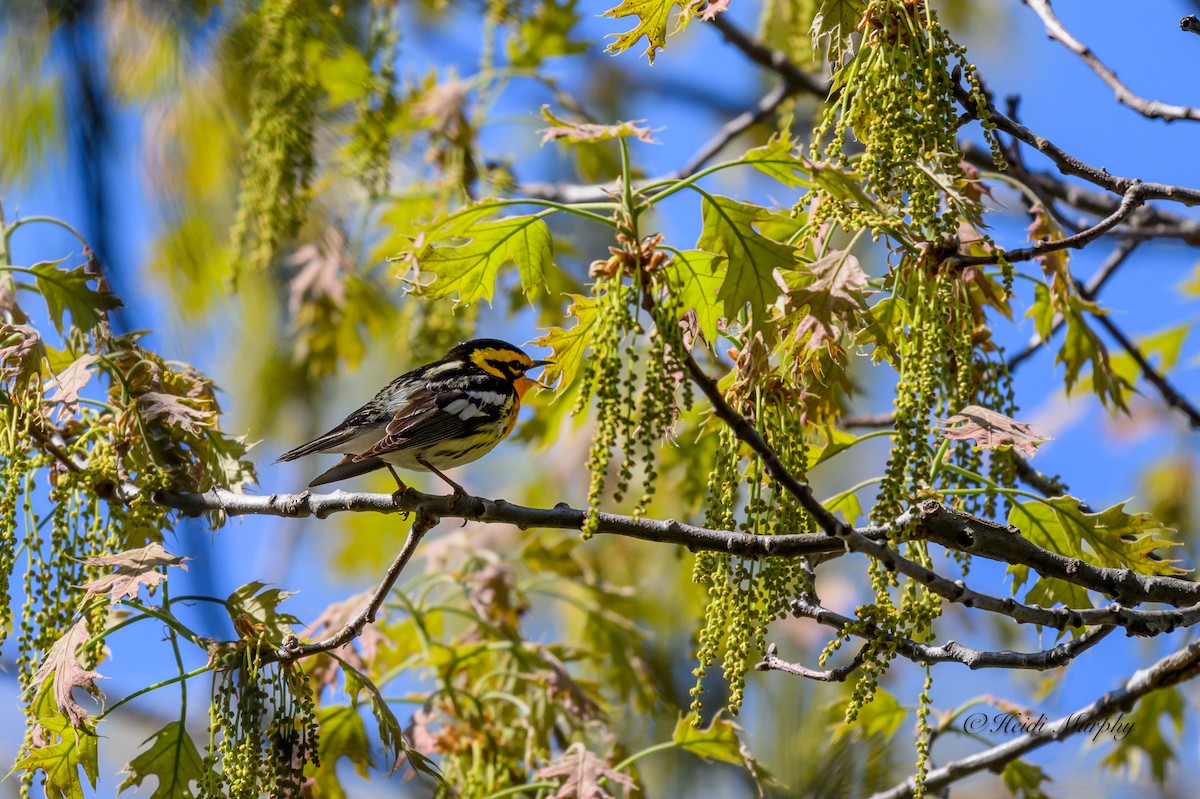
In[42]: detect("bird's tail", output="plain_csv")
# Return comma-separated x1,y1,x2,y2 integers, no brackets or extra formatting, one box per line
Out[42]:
276,427,361,463
307,455,387,487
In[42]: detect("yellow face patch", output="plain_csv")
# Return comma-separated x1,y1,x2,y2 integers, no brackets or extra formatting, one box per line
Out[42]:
470,347,535,381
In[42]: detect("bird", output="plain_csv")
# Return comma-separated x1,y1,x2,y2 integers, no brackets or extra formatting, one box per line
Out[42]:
276,338,551,501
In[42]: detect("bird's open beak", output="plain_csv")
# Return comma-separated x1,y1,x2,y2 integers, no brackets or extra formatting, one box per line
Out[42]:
530,359,554,390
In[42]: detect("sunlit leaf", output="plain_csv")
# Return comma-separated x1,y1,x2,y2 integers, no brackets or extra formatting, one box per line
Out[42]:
666,250,725,341
1099,686,1183,783
535,742,636,799
29,258,123,337
410,209,552,305
1001,758,1054,799
307,705,372,799
1007,497,1184,594
697,195,794,328
939,405,1049,458
540,106,657,144
30,619,105,728
603,0,686,63
533,294,598,393
812,0,866,65
82,542,189,605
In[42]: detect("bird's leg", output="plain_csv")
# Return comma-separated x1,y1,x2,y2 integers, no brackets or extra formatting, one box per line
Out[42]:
416,455,467,510
385,464,410,504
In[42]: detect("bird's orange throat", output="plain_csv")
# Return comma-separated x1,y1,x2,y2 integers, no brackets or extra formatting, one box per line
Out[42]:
514,375,536,398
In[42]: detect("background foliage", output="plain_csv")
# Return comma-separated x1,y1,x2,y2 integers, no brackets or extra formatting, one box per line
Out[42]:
3,0,1200,797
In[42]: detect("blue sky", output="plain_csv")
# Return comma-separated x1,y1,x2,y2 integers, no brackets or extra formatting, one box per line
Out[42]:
3,0,1200,796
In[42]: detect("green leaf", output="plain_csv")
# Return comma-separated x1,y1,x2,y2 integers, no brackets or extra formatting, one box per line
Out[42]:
823,490,863,525
603,0,686,63
1099,686,1183,783
9,683,99,799
1058,300,1130,410
672,713,744,765
696,195,794,328
118,721,207,799
666,250,725,341
812,0,866,65
411,207,552,305
741,133,811,189
508,0,588,68
1007,497,1184,595
312,45,374,106
1001,758,1054,799
308,706,372,799
533,294,598,393
834,686,906,741
29,258,123,336
225,581,301,635
344,663,442,782
775,248,869,358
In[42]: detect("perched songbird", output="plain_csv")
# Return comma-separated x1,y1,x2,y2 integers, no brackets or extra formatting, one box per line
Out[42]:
277,339,551,499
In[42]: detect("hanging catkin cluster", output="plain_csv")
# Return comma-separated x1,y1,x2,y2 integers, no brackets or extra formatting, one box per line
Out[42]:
575,229,691,536
808,0,1000,241
231,0,318,273
202,654,318,798
690,345,816,717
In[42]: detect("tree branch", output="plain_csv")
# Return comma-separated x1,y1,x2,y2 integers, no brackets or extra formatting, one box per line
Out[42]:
1085,301,1200,429
1006,238,1141,372
836,520,1200,634
951,181,1147,267
871,635,1200,799
274,508,439,663
153,490,1200,617
783,597,1115,670
1024,0,1200,122
960,83,1200,207
757,641,866,682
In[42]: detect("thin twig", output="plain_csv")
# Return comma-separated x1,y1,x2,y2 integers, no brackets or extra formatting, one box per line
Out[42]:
274,508,439,663
951,181,1147,267
871,636,1200,799
672,81,793,179
1085,301,1200,428
1024,0,1200,122
757,642,866,682
960,83,1200,207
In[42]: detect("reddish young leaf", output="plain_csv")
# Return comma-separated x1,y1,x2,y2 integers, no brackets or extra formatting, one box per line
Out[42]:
939,405,1049,457
540,106,657,144
138,391,213,435
535,743,636,799
30,619,105,727
45,353,100,421
81,542,189,604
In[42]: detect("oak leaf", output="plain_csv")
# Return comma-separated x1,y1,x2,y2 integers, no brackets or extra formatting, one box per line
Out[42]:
939,405,1048,457
30,619,105,727
45,354,100,421
535,743,636,799
139,391,213,435
81,542,189,604
539,106,657,144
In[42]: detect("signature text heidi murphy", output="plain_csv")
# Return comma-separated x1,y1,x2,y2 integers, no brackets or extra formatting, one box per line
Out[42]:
963,711,1134,743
